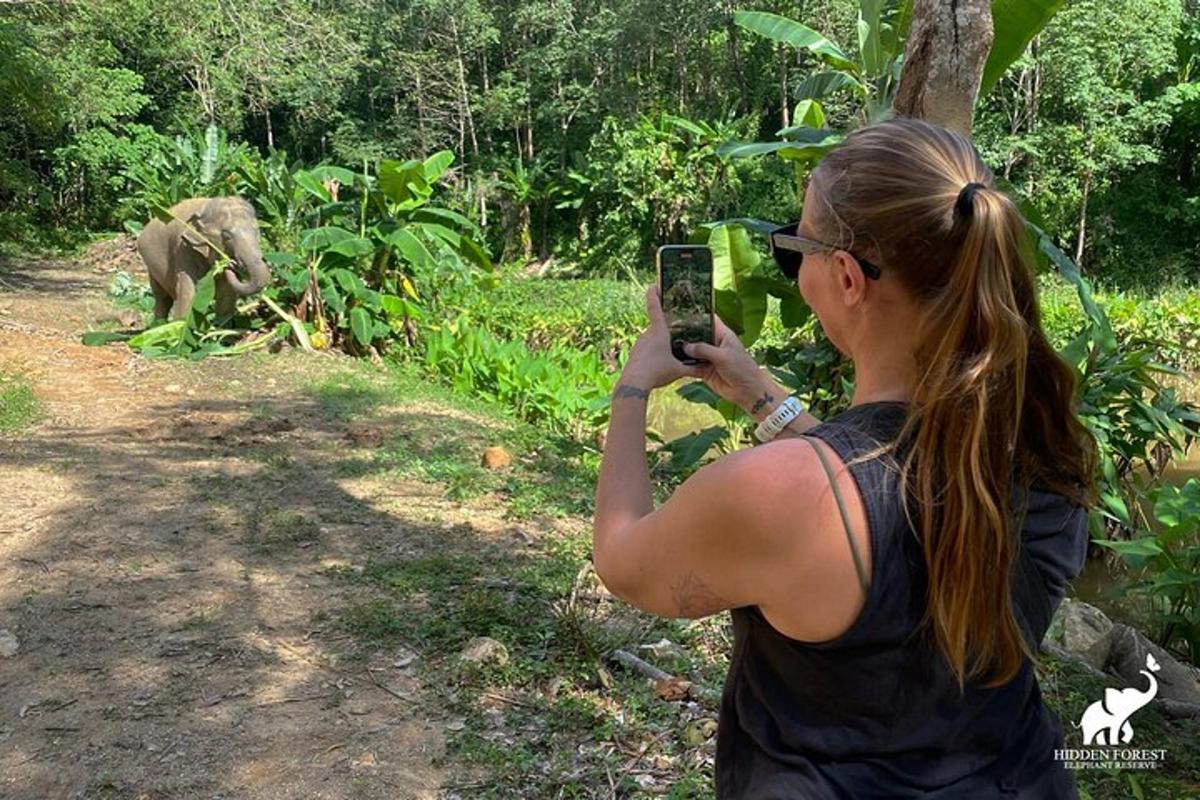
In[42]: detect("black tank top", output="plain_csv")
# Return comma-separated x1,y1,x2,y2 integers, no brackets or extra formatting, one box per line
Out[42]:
715,401,1089,799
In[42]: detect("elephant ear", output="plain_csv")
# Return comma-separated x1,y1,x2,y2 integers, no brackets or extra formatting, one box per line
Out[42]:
180,212,215,258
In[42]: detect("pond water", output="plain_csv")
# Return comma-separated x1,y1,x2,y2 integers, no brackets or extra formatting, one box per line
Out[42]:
1071,371,1200,628
646,378,725,443
649,373,1200,632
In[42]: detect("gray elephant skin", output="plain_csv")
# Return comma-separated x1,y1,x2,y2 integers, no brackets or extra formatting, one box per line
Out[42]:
136,197,271,320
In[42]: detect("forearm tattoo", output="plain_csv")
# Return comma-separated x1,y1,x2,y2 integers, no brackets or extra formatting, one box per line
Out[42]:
671,570,731,617
750,391,775,416
614,384,651,402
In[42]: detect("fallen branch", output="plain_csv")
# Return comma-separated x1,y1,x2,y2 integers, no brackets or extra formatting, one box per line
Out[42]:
261,294,315,352
609,649,671,683
479,690,539,709
253,693,329,707
607,649,720,705
365,669,415,703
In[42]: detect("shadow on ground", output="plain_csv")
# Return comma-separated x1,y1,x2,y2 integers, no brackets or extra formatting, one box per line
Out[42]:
0,381,566,799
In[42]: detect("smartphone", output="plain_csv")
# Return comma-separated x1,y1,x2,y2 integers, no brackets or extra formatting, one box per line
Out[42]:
656,244,714,365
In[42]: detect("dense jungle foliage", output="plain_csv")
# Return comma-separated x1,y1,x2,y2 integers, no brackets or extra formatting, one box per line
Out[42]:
1,0,1198,290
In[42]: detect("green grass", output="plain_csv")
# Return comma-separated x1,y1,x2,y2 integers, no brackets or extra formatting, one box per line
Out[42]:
306,364,601,520
0,370,42,434
331,529,726,798
245,508,320,553
301,362,727,796
460,273,1200,374
459,274,645,354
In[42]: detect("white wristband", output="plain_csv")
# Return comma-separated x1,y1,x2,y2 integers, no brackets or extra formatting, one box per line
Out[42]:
755,396,805,442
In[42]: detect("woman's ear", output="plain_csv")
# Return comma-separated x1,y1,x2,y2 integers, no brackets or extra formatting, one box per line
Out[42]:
833,251,869,302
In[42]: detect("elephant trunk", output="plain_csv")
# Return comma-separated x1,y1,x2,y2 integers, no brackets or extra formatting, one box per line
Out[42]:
224,233,271,296
225,258,270,296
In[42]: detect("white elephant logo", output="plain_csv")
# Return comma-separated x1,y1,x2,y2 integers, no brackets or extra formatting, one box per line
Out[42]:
1075,653,1161,745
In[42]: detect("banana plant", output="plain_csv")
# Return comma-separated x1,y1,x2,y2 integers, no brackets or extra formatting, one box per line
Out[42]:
721,1,912,163
122,123,248,231
265,150,494,353
710,0,1085,341
233,150,341,249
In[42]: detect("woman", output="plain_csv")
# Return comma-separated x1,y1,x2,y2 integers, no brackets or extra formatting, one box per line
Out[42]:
592,118,1098,798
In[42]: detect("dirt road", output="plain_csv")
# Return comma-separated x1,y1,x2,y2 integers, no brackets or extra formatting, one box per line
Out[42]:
0,256,524,799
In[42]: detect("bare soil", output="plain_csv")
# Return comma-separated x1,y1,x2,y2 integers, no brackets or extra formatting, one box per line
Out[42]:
0,256,544,799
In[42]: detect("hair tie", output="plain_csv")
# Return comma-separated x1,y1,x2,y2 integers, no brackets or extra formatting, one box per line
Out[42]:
955,181,987,219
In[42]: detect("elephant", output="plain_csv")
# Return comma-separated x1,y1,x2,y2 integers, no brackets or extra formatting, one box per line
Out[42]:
1076,652,1161,745
136,196,271,321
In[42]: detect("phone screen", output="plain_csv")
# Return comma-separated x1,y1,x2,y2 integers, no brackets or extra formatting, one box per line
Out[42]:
657,245,714,364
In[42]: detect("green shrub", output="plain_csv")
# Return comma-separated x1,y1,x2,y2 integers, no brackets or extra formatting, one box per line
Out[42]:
421,319,618,441
120,124,248,231
1097,478,1200,663
1038,275,1200,370
102,132,494,360
108,270,153,313
460,276,644,358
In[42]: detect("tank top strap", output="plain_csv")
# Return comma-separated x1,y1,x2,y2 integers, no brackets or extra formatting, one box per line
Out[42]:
800,434,871,597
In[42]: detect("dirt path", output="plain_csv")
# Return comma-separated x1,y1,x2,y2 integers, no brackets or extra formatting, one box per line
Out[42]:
0,257,536,799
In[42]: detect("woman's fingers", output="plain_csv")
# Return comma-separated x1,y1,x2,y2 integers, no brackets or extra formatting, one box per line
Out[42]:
712,316,745,350
646,284,666,326
683,340,722,363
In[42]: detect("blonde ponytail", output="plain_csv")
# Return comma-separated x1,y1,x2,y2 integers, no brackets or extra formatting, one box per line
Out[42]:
807,119,1099,690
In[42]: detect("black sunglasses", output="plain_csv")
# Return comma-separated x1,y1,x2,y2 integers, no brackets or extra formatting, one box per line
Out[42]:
769,222,882,281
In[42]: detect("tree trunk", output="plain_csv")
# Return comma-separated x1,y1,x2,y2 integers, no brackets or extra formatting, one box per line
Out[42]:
725,0,749,115
450,18,479,158
675,40,685,112
415,72,428,147
539,197,550,260
558,79,568,171
1029,35,1042,134
779,45,790,129
479,174,488,229
1025,38,1043,199
525,119,534,163
1075,171,1091,268
892,0,993,136
265,109,274,151
520,202,532,261
480,53,493,152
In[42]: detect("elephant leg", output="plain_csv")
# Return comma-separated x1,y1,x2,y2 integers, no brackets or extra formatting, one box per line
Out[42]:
150,277,172,321
171,273,196,320
213,274,237,320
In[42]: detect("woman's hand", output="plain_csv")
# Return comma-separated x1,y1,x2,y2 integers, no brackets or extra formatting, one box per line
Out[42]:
620,283,776,417
679,314,777,415
618,284,708,390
